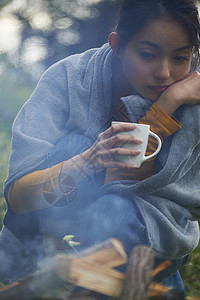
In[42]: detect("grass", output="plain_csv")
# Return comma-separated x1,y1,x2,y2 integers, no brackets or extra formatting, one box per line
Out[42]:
180,243,200,297
0,128,10,228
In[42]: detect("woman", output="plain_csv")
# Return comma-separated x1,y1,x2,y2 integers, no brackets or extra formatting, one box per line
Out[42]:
1,0,200,292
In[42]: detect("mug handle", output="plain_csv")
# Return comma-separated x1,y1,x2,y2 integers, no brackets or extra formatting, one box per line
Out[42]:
143,131,162,162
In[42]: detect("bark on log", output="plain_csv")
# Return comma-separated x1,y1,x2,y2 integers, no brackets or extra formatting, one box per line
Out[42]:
0,239,199,300
0,239,126,300
120,245,155,300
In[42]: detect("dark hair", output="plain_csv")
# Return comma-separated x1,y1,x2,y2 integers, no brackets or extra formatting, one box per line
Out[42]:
115,0,200,69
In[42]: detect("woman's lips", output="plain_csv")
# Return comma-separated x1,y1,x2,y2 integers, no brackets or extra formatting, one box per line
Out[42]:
149,86,168,93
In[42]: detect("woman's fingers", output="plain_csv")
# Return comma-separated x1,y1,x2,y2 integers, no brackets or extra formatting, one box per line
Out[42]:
97,158,139,169
98,147,141,159
107,134,143,147
93,134,142,163
99,122,137,140
91,147,141,172
163,70,200,106
88,122,143,172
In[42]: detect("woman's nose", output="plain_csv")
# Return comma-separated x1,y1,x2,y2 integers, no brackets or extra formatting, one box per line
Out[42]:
154,59,171,80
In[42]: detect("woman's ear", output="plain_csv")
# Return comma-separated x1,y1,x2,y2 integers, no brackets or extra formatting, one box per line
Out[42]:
109,32,120,55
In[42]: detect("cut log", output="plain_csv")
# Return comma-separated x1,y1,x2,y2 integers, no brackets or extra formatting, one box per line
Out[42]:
120,245,155,300
151,260,172,278
0,238,126,300
54,244,173,299
67,288,109,299
54,254,124,298
77,238,127,268
53,238,128,297
0,239,199,300
148,282,171,296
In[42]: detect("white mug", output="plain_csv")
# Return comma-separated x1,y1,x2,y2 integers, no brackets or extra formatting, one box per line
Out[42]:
112,121,162,168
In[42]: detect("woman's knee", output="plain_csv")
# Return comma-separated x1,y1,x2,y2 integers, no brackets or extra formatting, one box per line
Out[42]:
85,194,148,252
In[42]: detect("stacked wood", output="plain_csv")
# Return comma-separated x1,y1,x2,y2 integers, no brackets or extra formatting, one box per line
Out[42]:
120,245,155,300
0,239,199,300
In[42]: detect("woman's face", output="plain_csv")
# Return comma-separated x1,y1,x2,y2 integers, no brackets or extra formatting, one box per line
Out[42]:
119,18,192,100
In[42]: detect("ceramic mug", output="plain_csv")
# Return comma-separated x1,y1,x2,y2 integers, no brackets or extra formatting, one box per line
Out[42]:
112,121,162,168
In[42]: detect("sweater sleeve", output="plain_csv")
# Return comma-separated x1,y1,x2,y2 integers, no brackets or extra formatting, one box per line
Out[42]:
7,161,76,213
105,102,181,183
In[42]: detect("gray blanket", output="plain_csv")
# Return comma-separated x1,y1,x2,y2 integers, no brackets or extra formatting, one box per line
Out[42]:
4,44,113,195
104,95,200,259
4,43,200,260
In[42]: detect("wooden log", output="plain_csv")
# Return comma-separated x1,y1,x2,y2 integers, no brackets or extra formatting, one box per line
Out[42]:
0,239,199,300
119,245,155,300
149,287,185,300
0,238,127,300
54,255,178,299
151,261,172,278
53,238,128,298
76,238,127,268
54,254,124,298
148,282,171,296
67,288,109,300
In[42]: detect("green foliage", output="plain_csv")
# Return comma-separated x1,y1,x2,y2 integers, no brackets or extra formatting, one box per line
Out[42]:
0,69,34,129
0,0,120,82
0,68,34,230
0,126,10,229
0,198,6,230
180,243,200,297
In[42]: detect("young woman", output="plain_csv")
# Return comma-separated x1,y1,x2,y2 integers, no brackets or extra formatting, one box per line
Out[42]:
1,0,200,293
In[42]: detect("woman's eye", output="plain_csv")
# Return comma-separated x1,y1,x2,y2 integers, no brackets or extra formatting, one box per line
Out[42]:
139,52,156,60
174,56,189,62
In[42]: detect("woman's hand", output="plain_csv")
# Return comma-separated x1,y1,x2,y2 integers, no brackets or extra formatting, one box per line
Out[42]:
81,122,143,174
156,71,200,116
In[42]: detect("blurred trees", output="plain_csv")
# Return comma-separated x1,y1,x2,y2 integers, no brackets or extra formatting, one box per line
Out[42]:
0,0,121,128
0,0,121,82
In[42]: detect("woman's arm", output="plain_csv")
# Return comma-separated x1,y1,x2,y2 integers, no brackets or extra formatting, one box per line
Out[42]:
156,71,200,115
10,100,180,213
8,122,143,213
9,71,200,213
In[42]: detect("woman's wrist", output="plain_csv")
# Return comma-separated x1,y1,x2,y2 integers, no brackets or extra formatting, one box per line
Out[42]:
156,93,182,116
61,149,95,184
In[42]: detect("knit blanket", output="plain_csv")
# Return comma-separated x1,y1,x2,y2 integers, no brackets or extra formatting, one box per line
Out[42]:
4,43,200,260
4,43,113,197
103,94,200,259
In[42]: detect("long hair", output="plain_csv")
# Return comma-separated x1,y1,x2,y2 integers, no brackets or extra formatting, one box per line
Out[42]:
115,0,200,68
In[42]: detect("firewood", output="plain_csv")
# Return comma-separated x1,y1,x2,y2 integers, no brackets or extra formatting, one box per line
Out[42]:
53,239,128,298
54,254,124,298
67,287,109,299
151,261,172,278
149,287,185,300
76,238,127,268
0,239,126,300
53,244,174,299
120,245,155,300
0,239,199,300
